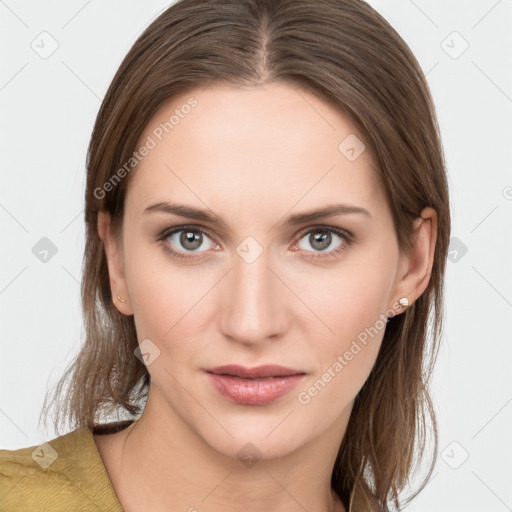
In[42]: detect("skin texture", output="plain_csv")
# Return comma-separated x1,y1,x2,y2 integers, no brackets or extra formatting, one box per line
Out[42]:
94,82,437,512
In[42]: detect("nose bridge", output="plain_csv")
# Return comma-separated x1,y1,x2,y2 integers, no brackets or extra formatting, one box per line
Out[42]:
219,241,287,344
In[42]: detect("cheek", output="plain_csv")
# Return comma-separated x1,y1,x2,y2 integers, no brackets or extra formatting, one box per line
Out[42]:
124,244,218,356
298,254,396,396
292,285,388,440
303,256,394,343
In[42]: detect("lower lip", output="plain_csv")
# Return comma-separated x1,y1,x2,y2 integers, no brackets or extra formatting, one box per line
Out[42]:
206,372,305,406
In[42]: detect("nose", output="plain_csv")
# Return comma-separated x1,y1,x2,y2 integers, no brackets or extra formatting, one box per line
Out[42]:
218,246,289,346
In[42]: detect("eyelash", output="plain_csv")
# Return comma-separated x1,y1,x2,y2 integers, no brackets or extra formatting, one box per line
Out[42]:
156,224,354,261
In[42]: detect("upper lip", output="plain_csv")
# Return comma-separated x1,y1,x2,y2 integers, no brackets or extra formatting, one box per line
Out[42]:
206,364,305,379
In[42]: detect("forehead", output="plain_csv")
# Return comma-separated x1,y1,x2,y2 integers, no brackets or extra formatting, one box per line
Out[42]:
126,82,383,219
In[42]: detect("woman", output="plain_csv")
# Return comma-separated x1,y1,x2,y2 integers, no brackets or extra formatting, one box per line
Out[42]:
0,0,450,510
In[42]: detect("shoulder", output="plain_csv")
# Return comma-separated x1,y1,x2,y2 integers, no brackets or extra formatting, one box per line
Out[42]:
0,427,124,512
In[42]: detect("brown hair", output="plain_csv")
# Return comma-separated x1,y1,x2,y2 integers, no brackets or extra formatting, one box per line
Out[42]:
40,0,450,510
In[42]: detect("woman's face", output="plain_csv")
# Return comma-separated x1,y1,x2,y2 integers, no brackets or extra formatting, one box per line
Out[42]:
102,82,417,459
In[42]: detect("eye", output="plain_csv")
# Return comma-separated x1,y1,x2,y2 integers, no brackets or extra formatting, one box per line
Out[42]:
157,224,354,261
295,226,353,258
157,225,217,259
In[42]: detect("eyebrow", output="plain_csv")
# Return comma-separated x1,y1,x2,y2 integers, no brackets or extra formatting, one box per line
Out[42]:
143,201,372,229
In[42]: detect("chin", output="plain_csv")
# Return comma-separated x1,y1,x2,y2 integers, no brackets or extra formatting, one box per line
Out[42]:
196,416,310,463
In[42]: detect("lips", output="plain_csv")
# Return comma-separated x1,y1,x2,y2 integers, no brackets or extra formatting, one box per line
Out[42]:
206,364,305,379
205,365,306,405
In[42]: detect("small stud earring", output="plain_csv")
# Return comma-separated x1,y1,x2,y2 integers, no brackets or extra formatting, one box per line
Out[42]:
117,296,126,303
399,297,409,308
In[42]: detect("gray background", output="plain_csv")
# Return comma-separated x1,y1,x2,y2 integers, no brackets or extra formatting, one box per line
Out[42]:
1,1,511,510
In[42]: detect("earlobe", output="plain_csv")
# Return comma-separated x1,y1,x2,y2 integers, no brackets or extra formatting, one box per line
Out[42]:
97,210,134,316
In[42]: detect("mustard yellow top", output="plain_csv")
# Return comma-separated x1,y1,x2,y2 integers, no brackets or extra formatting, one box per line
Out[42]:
0,422,131,512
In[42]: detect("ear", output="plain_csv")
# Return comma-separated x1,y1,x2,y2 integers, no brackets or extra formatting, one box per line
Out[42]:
389,207,437,314
97,210,133,316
